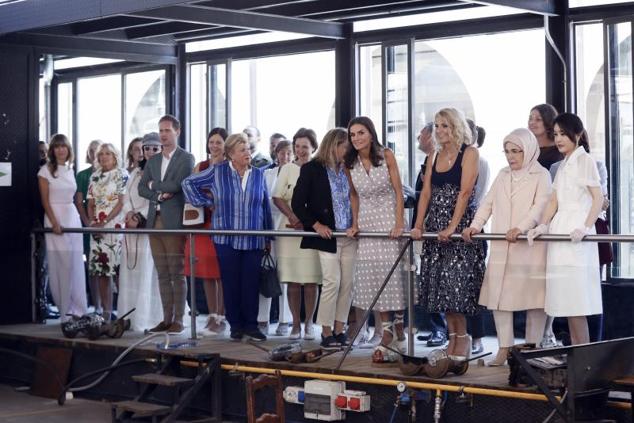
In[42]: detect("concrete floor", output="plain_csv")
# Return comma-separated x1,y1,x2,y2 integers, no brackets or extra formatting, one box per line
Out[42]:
0,384,111,422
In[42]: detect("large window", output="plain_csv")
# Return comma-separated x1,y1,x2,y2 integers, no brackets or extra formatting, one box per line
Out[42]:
77,74,121,171
230,51,336,156
124,70,166,146
57,67,166,171
189,62,229,164
414,30,546,183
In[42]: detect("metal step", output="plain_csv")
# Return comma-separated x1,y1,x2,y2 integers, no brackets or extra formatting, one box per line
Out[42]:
132,373,194,387
112,400,171,417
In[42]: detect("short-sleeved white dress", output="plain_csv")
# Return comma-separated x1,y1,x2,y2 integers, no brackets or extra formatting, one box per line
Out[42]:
546,147,602,317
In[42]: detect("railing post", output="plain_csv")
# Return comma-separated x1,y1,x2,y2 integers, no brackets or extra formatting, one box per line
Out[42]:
30,232,37,323
407,240,415,355
189,233,197,340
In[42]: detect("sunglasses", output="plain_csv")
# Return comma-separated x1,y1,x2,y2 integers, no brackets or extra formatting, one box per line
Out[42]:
143,145,162,152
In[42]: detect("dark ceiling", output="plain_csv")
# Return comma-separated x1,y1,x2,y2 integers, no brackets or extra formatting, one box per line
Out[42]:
0,0,560,44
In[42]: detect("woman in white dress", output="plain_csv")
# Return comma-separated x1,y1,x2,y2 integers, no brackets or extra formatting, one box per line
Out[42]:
259,140,293,336
273,128,322,340
118,133,163,332
37,134,87,322
528,113,604,345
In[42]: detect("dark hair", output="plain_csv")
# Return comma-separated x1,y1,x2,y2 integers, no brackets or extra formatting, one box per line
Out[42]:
47,134,73,178
206,127,228,154
126,137,143,168
159,114,181,131
270,132,286,142
344,116,384,169
531,103,558,141
274,139,292,155
292,128,318,152
553,113,590,153
476,125,486,148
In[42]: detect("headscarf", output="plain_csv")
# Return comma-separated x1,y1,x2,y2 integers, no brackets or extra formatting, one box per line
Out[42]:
503,128,539,182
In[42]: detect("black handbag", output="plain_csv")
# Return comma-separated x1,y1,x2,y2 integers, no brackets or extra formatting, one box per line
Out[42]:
260,251,281,298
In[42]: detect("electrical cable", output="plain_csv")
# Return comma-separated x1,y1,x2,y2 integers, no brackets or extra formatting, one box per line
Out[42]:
57,358,148,405
66,332,169,394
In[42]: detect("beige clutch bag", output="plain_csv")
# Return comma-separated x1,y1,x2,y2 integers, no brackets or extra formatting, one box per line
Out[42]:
182,203,204,226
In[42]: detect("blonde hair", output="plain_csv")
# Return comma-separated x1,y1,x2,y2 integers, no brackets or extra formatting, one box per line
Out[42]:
434,108,473,150
94,143,122,171
313,128,348,169
224,132,249,157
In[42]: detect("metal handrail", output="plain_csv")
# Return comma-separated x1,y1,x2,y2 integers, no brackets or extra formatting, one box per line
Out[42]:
31,226,630,347
30,226,634,242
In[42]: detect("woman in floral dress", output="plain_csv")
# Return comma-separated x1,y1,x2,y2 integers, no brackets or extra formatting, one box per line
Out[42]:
87,143,127,320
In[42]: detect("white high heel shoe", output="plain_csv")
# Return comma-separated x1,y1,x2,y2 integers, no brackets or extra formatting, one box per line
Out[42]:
449,334,472,361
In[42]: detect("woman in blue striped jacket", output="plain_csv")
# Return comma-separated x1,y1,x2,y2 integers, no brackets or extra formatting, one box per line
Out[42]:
182,133,273,342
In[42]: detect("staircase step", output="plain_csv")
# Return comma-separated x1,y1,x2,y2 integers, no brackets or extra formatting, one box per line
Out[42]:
112,400,171,417
132,373,194,387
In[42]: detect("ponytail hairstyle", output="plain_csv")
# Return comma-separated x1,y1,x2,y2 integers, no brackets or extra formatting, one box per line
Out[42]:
553,113,590,153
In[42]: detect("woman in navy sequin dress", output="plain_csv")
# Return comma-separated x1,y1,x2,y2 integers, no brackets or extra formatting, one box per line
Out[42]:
411,108,485,361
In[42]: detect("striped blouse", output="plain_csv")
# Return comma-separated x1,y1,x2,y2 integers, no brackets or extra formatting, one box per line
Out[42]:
181,161,273,250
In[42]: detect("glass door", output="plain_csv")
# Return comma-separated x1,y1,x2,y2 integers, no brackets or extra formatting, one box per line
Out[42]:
604,20,633,278
383,42,414,187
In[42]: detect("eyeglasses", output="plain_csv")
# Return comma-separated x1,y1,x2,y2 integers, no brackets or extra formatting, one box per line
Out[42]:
503,149,523,156
143,145,162,152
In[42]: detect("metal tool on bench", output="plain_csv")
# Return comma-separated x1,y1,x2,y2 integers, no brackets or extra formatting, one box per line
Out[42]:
247,342,340,364
383,344,491,378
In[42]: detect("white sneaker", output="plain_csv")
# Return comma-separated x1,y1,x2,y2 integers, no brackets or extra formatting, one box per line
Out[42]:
359,331,382,349
304,323,315,340
539,334,558,349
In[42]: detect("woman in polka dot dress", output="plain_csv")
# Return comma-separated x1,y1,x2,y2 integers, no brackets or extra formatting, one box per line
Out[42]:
345,116,408,364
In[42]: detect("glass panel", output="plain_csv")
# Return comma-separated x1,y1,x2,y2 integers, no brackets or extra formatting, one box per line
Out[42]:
414,29,545,185
39,77,48,142
607,22,633,278
230,51,335,157
56,82,73,143
190,63,208,164
124,70,166,153
77,74,121,171
575,23,606,164
385,44,410,185
359,45,383,136
210,63,227,130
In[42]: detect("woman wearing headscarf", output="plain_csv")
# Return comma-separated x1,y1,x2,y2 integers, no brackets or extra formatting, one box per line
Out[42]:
463,128,551,366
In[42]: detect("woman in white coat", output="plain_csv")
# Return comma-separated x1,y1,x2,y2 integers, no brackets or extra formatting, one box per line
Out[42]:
463,128,551,365
527,113,604,345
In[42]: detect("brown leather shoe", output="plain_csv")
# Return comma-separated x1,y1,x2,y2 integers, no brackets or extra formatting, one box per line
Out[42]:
167,322,184,333
148,321,171,333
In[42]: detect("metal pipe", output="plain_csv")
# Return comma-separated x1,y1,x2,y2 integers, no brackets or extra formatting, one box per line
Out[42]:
335,240,413,370
218,364,555,402
407,241,415,355
31,227,634,243
189,233,197,340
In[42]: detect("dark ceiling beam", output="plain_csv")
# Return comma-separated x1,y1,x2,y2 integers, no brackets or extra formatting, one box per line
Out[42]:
127,5,346,39
307,2,478,22
0,32,177,64
70,16,159,35
126,21,210,39
174,27,259,42
0,0,195,35
457,0,561,16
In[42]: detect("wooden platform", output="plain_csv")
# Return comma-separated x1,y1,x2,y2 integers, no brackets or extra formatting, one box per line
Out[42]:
0,320,523,394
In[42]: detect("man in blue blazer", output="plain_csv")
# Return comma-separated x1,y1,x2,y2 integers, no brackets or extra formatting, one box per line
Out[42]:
139,115,194,333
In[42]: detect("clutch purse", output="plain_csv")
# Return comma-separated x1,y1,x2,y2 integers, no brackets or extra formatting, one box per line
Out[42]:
183,203,204,226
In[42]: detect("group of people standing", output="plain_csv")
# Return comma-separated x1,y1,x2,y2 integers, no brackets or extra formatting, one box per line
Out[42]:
38,104,606,367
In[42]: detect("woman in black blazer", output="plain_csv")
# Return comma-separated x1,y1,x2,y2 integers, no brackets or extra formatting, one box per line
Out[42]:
292,128,357,349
